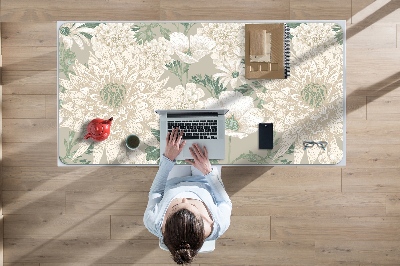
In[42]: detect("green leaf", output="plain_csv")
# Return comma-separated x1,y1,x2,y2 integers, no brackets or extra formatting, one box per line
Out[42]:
257,99,265,109
286,143,295,155
85,142,95,155
159,25,171,41
225,115,240,131
190,74,227,98
100,83,127,108
181,23,195,35
165,60,189,82
145,146,160,162
301,83,327,108
235,84,253,96
287,23,302,40
80,23,101,29
133,24,157,44
80,32,93,40
151,129,161,142
332,24,343,45
59,42,76,79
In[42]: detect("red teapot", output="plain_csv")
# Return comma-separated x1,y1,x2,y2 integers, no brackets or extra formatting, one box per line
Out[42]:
84,117,113,141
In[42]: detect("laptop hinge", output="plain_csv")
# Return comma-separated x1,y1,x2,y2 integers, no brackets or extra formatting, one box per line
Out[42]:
167,112,219,118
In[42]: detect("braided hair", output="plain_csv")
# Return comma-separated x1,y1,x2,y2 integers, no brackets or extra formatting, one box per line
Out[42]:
163,208,206,264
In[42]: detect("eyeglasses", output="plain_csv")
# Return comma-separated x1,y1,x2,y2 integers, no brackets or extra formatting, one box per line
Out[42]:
303,141,328,150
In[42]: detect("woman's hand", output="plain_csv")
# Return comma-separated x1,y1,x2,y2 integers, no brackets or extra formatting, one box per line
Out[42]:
185,144,212,175
164,127,186,161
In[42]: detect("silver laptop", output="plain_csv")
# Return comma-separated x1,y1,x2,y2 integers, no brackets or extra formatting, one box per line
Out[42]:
155,109,229,160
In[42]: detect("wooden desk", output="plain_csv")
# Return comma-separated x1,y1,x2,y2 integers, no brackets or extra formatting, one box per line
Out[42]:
58,21,345,165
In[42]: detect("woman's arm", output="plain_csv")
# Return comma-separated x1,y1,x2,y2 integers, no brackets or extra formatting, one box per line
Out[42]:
143,128,185,236
185,144,232,237
205,167,232,237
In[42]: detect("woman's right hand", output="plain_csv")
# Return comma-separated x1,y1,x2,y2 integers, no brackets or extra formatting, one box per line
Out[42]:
185,143,212,175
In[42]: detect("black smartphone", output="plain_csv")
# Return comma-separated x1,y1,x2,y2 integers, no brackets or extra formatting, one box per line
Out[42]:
259,123,273,149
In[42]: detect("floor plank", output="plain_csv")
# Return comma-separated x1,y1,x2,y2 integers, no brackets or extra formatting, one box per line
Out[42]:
65,191,148,216
2,119,56,143
2,70,56,95
3,95,46,119
343,168,400,193
0,0,160,22
346,143,400,168
367,96,400,120
2,166,155,192
2,191,65,215
4,214,110,240
4,238,316,265
290,0,351,20
232,192,386,217
386,194,400,216
316,240,400,264
2,142,57,167
273,216,400,240
160,0,290,20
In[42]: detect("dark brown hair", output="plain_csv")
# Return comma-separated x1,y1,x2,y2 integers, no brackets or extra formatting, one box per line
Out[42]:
163,208,206,265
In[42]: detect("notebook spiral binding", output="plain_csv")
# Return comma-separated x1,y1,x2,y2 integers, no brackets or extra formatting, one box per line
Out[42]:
284,23,291,79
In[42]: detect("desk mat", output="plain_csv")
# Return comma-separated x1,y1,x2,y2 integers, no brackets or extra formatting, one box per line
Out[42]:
58,22,344,165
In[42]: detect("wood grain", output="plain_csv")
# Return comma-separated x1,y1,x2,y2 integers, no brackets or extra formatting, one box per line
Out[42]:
110,216,154,240
346,120,400,145
1,23,56,46
367,96,400,120
346,96,366,120
160,0,290,20
316,240,400,264
4,214,110,240
2,119,56,143
343,168,400,193
2,142,58,167
290,0,351,20
231,192,386,217
2,70,56,95
386,194,400,216
346,143,400,168
223,166,341,194
2,191,65,215
2,95,46,119
272,216,400,240
66,192,148,216
2,166,155,192
4,238,316,265
346,48,400,97
0,0,160,22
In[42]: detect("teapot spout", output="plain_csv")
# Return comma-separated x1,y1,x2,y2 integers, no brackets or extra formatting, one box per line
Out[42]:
84,132,92,139
103,117,113,124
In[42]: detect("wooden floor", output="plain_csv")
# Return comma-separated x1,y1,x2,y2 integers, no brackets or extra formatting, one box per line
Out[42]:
1,0,400,265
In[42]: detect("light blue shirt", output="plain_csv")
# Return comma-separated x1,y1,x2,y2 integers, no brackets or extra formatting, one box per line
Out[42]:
143,155,232,241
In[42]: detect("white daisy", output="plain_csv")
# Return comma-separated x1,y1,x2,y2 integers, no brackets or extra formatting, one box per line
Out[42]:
213,58,246,89
169,32,216,64
59,23,95,50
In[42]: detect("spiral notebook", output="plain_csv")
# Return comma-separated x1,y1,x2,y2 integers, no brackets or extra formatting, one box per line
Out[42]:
245,23,290,79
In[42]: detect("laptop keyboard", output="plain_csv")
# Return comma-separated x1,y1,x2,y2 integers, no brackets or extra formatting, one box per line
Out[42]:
168,120,218,139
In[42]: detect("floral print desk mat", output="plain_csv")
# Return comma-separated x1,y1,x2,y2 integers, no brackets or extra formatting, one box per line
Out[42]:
58,22,344,165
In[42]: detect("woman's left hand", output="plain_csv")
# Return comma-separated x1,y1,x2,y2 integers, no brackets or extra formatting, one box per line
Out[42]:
164,127,186,161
